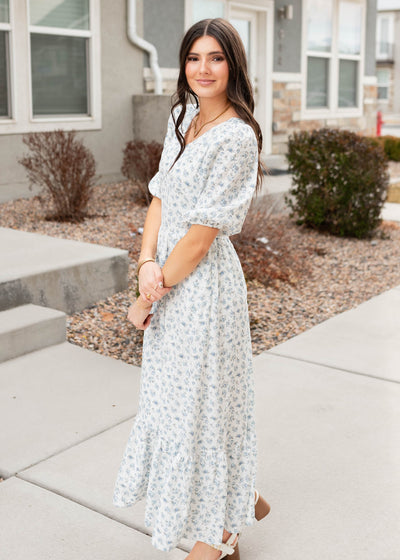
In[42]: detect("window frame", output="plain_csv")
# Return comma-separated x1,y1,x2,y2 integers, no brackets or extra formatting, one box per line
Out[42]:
0,0,14,120
376,67,390,102
301,0,366,120
376,13,394,60
184,0,227,29
0,0,101,135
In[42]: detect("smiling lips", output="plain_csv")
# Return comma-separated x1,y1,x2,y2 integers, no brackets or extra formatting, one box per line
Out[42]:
197,79,215,86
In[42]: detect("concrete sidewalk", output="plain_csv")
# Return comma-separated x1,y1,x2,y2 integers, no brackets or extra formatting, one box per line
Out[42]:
1,283,399,559
0,175,399,559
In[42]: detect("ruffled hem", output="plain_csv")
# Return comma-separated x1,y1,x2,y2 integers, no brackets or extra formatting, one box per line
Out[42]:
145,513,257,552
113,416,257,551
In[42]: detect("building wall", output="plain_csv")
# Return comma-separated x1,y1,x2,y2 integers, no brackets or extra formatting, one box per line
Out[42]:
272,0,378,153
376,8,400,114
0,0,144,197
272,81,378,154
394,11,400,113
143,0,185,69
377,64,395,112
273,0,302,73
271,0,377,75
365,0,378,76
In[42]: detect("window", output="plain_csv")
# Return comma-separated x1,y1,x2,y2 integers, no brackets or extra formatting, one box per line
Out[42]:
0,0,10,118
0,0,101,134
376,14,394,60
306,0,333,108
337,2,362,108
29,0,90,117
307,57,329,108
304,0,364,114
376,68,390,101
191,0,225,22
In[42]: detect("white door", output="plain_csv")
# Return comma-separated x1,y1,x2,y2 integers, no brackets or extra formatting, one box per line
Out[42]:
228,3,273,154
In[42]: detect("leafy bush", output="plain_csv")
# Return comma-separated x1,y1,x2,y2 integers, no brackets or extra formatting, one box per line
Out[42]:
383,136,400,161
370,135,400,161
121,140,162,205
285,128,390,238
19,130,96,221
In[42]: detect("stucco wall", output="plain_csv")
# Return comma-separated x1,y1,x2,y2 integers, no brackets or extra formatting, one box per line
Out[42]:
365,0,378,76
132,94,172,144
143,0,185,68
0,0,144,199
394,11,400,112
273,0,376,76
273,0,302,73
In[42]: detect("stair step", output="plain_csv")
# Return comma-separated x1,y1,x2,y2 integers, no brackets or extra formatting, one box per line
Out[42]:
0,227,129,314
0,304,66,363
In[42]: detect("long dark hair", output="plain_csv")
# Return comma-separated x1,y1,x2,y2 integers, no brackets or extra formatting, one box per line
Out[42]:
170,18,265,192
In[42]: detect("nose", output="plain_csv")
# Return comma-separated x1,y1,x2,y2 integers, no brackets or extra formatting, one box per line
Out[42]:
199,57,210,74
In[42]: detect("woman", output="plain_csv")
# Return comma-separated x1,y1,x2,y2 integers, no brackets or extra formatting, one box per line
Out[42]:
113,18,270,559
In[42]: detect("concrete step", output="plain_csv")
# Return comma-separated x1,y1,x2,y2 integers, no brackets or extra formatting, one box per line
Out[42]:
0,227,129,314
0,304,66,363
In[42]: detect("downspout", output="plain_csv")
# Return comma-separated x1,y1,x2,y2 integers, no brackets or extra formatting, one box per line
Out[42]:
127,0,163,94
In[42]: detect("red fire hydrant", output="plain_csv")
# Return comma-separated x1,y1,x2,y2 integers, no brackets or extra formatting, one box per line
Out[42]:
376,111,384,136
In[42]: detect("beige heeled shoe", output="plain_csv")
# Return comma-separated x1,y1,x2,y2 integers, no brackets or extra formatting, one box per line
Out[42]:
209,489,271,559
210,532,240,559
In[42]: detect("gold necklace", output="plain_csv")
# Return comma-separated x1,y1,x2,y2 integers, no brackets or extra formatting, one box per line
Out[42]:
193,104,231,138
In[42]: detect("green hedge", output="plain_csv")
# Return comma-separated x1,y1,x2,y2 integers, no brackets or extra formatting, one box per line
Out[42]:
285,128,390,239
370,135,400,162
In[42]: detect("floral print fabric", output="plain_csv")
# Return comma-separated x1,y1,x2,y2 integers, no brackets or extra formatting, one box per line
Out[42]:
113,104,259,552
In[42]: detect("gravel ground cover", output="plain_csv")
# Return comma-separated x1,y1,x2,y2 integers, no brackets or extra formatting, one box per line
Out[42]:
1,175,400,367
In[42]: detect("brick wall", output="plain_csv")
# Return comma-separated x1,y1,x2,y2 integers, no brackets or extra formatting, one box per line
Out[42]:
272,81,378,154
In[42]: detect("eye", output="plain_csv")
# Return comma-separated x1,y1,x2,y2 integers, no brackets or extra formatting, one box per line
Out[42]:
212,55,225,62
186,55,198,62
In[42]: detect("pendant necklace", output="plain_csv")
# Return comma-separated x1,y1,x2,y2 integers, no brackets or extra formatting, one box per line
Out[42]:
193,104,231,138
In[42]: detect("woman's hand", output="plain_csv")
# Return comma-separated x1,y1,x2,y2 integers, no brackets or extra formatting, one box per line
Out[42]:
128,261,172,331
138,261,172,303
127,296,153,330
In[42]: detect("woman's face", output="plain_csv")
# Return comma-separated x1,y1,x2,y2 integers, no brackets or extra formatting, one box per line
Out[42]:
185,35,229,101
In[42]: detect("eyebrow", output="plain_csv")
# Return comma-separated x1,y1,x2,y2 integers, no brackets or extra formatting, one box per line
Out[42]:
187,51,225,56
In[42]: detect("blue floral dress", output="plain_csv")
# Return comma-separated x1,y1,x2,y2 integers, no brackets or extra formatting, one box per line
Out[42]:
113,104,259,552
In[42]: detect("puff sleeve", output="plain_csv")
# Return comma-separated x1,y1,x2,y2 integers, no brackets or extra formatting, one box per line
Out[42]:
148,112,176,199
148,170,162,199
185,125,258,236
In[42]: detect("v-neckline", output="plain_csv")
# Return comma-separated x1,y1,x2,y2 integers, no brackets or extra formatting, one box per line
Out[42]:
183,107,241,147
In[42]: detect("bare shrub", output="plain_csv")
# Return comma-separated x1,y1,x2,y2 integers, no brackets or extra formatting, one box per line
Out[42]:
19,130,96,222
121,140,163,205
231,195,310,287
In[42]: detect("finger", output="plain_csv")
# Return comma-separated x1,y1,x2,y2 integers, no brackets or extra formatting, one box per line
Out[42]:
141,287,161,302
140,287,157,301
158,287,172,296
144,286,171,302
